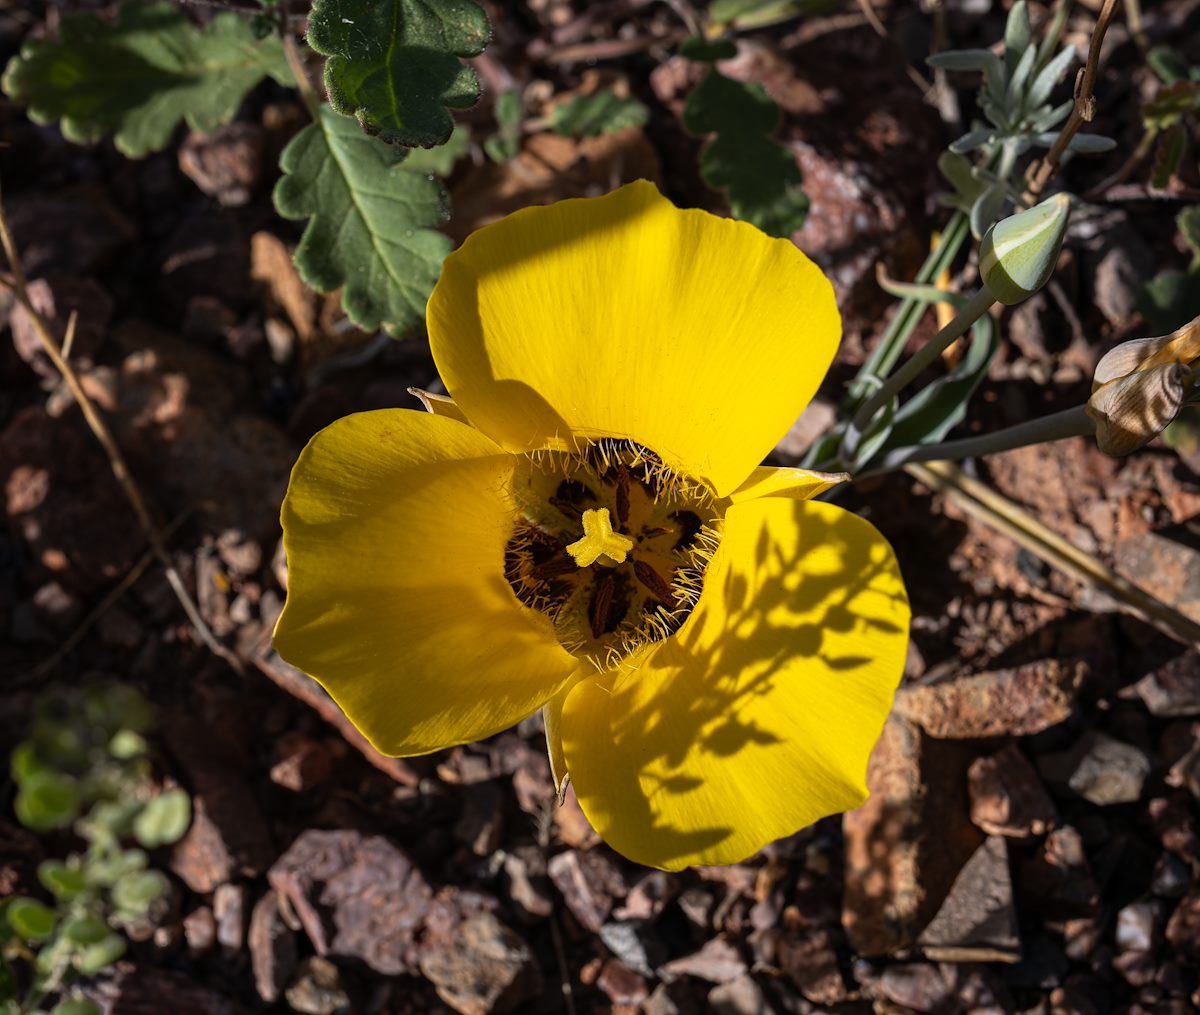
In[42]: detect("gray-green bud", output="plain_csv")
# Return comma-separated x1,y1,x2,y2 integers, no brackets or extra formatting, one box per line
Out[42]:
979,193,1071,305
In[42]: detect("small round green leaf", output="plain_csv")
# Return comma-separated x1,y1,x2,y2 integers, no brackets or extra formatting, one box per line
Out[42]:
111,870,166,915
14,771,79,832
6,897,57,942
107,729,148,760
62,913,109,946
74,933,126,974
52,999,103,1015
38,860,89,901
133,790,192,848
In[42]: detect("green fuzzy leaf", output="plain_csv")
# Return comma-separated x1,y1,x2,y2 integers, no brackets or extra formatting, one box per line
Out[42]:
550,90,648,137
15,771,79,832
682,68,807,237
84,683,152,738
274,105,451,336
308,0,489,147
38,860,88,902
401,123,470,175
1144,81,1200,132
1151,123,1188,190
679,36,738,62
74,933,126,975
6,898,57,943
1,1,288,158
133,790,192,848
1003,1,1032,77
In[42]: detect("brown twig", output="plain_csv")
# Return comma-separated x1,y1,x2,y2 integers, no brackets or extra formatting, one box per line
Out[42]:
281,31,321,120
1024,0,1121,202
0,186,245,675
907,460,1200,648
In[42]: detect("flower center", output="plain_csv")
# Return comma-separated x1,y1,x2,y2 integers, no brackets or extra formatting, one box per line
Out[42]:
504,439,722,667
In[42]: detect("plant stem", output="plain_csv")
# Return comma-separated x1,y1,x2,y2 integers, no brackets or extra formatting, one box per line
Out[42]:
843,286,996,463
0,186,244,676
1024,0,1120,201
860,404,1094,476
282,31,321,120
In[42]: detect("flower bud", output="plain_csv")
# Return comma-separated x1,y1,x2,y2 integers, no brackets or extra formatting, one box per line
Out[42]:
979,193,1072,305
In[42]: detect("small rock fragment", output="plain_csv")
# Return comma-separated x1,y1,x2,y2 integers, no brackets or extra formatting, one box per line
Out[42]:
213,883,245,954
1116,899,1161,953
1165,890,1200,962
178,123,264,207
418,911,542,1015
707,974,775,1015
269,732,332,792
1130,653,1200,717
843,717,982,955
547,849,625,932
775,925,845,1005
285,956,350,1015
918,836,1020,962
893,659,1083,738
248,891,297,1004
501,850,553,920
1039,732,1152,805
183,906,216,954
598,921,665,979
968,744,1057,839
659,936,747,984
597,959,649,1006
269,830,431,975
170,798,237,893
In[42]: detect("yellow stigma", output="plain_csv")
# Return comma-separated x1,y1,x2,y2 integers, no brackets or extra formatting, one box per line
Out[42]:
566,508,634,568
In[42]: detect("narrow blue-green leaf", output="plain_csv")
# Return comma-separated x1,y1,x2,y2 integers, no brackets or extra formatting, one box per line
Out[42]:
308,0,489,147
1003,2,1032,77
1,1,288,158
949,128,994,154
1030,132,1117,153
1026,46,1076,112
882,316,999,451
927,49,1001,73
274,105,451,336
1005,43,1038,117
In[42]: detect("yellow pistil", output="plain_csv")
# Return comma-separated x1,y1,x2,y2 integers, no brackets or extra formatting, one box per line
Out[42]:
566,508,634,568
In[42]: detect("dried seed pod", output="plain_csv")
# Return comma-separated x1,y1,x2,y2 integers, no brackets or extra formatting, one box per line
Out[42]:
1087,361,1191,456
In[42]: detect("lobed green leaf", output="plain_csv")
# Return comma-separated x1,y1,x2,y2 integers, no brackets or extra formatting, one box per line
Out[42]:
15,771,79,832
308,0,489,147
274,105,451,336
682,66,807,237
551,90,649,138
6,898,56,943
1,1,288,158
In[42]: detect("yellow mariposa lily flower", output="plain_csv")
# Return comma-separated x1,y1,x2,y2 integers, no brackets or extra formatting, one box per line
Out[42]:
273,181,910,871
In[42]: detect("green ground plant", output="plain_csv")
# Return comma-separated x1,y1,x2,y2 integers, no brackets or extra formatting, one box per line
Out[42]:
2,684,191,1015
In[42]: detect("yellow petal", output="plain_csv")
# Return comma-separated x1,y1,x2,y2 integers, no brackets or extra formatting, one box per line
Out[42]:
542,669,586,801
428,181,840,498
729,465,849,503
560,498,909,870
274,409,577,756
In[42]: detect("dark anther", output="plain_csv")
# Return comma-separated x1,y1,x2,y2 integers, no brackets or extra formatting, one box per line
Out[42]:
526,527,566,564
670,510,703,550
589,572,615,640
633,559,676,607
550,479,596,520
615,463,631,526
531,554,576,581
